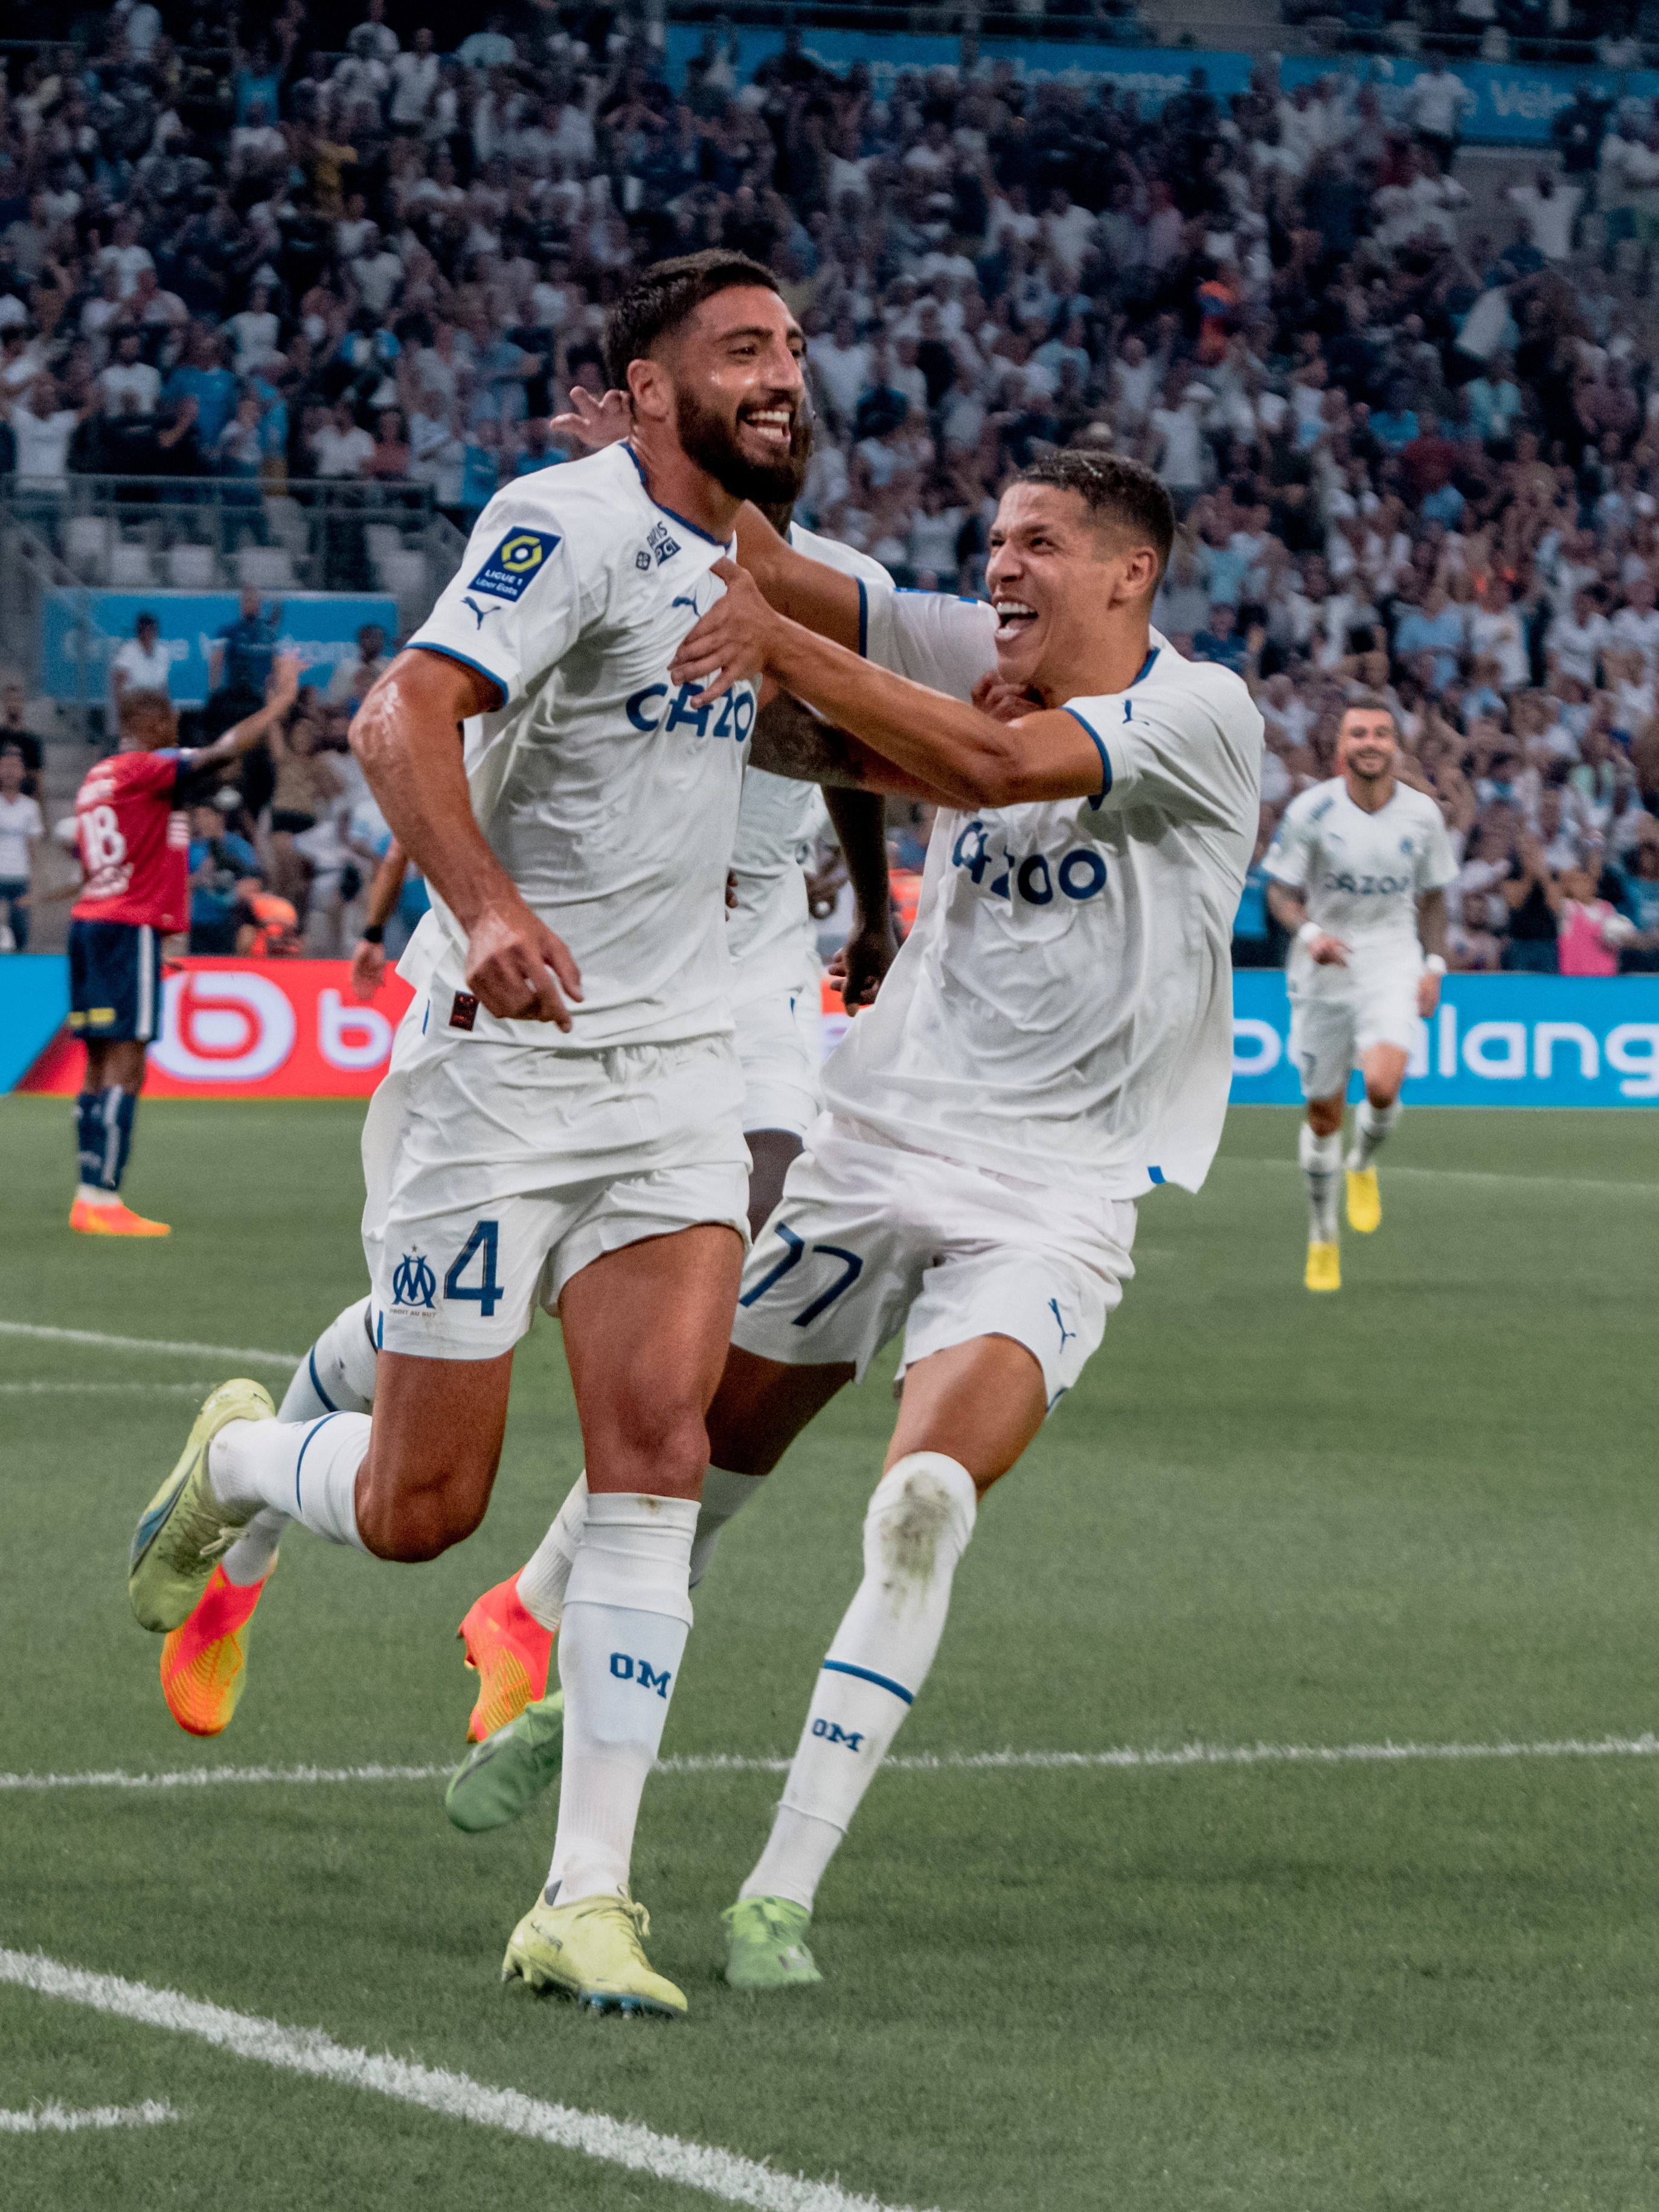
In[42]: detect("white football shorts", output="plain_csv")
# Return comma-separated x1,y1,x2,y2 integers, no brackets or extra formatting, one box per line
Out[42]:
1289,963,1422,1100
734,976,822,1138
364,993,749,1360
729,1113,1137,1409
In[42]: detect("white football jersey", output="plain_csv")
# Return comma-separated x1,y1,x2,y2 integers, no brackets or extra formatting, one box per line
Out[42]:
399,442,756,1049
1265,776,1455,984
826,596,1263,1198
728,523,893,1008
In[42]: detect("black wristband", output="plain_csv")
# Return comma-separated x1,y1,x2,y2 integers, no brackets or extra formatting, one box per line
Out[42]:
360,923,385,945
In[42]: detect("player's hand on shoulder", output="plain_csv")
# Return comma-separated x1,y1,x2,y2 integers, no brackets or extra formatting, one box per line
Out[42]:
972,670,1040,724
350,939,387,1000
464,893,584,1028
547,386,630,451
670,557,777,704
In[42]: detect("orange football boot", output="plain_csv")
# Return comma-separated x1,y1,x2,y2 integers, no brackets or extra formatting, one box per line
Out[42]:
160,1564,268,1736
457,1577,554,1743
70,1196,170,1236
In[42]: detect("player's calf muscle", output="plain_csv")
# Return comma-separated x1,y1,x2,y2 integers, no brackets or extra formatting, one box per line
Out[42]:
355,1352,511,1560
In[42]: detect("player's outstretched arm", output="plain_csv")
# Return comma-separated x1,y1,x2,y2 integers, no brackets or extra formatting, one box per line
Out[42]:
351,651,583,1027
749,692,943,800
191,652,305,768
675,562,1102,810
733,511,864,653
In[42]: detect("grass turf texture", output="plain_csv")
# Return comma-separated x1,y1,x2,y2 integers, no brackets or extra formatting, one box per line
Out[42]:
1,1093,1657,2211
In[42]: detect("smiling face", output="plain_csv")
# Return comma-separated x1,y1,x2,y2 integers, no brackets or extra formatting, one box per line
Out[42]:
648,284,807,505
1337,704,1397,783
984,482,1161,696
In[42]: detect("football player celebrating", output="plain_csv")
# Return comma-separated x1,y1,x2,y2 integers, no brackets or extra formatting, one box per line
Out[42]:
444,451,1265,1994
1263,696,1455,1291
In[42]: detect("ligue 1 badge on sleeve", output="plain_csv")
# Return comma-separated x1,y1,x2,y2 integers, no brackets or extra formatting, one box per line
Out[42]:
469,529,562,601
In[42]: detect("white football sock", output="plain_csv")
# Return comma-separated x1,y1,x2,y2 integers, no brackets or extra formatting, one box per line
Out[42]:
209,1413,371,1552
278,1294,377,1422
740,1452,977,1914
1348,1098,1399,1169
516,1472,589,1630
690,1464,765,1589
516,1464,763,1633
545,1493,697,1906
221,1506,286,1587
1298,1122,1343,1243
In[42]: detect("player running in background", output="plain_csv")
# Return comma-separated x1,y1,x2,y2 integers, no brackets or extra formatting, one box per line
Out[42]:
128,251,808,2019
1263,697,1454,1293
65,658,300,1236
444,452,1263,1995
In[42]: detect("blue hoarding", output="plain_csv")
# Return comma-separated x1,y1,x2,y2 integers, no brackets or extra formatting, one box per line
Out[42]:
663,28,1659,147
5,960,1658,1104
1231,972,1659,1106
40,590,400,708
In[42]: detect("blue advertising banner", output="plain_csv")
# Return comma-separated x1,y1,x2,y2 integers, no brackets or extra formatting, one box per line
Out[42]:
663,28,1659,146
40,590,400,708
1231,971,1659,1106
5,960,1658,1103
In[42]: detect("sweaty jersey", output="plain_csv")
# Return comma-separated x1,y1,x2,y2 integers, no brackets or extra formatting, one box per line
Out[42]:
402,441,757,1049
827,597,1263,1198
728,524,893,1009
1265,776,1455,988
72,748,196,933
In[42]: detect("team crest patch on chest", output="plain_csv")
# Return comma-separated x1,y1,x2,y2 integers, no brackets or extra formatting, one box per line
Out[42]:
469,529,562,600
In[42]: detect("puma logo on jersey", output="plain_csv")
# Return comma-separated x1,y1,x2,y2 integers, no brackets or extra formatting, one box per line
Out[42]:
462,597,495,629
1048,1297,1075,1350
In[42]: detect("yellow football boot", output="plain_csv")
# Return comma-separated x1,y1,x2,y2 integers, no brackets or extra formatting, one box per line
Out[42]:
1346,1166,1381,1234
160,1562,272,1736
502,1891,687,2018
1304,1240,1341,1293
129,1380,273,1633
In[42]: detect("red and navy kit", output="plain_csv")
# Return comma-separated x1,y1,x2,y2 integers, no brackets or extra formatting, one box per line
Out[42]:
67,748,200,1043
71,748,197,934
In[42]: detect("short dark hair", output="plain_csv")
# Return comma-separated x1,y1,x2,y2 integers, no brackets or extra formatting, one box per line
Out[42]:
1013,450,1175,581
602,249,782,393
1340,689,1396,725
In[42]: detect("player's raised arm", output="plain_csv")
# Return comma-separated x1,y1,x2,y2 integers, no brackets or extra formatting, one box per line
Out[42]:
674,561,1104,810
351,649,582,1026
187,651,305,770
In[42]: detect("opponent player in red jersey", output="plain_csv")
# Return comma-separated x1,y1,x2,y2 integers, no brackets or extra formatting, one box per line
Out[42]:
67,659,300,1235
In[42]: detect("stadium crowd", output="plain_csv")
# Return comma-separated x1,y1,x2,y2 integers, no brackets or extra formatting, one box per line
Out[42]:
2,6,1659,969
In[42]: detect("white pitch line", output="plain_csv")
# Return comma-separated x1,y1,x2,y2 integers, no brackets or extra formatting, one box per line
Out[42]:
0,1380,218,1397
0,1320,300,1368
1222,1157,1659,1199
0,2098,182,2135
0,1949,940,2212
7,1734,1659,1795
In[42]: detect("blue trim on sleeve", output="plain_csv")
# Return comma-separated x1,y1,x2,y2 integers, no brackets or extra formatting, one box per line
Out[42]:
821,1658,914,1706
621,443,729,547
405,641,507,705
1064,706,1112,811
1148,1166,1166,1186
856,579,868,658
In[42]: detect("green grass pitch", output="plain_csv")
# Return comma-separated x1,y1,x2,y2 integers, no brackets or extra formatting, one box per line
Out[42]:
2,1094,1658,2211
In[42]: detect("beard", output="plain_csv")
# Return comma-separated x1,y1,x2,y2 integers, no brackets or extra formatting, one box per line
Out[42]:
673,381,806,506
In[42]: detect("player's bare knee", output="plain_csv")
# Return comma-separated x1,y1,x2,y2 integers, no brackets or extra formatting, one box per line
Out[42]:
1365,1078,1401,1111
591,1401,708,1497
1307,1099,1345,1137
355,1461,492,1561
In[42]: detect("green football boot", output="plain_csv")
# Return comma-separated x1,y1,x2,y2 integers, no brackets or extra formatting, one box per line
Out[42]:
720,1896,823,1991
444,1691,565,1833
129,1380,274,1633
502,1889,686,2017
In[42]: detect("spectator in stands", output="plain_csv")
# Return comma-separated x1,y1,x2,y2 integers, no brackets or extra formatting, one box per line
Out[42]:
0,742,42,951
109,612,170,721
265,695,341,915
187,800,262,956
0,678,45,792
210,590,280,718
325,625,388,712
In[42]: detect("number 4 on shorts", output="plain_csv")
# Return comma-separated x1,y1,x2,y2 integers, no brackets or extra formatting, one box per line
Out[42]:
444,1219,503,1317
